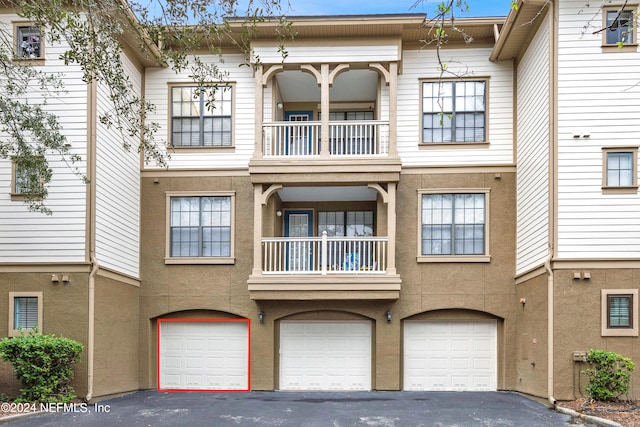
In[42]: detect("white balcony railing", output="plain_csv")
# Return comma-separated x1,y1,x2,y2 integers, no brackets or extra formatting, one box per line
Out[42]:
262,121,389,158
261,233,387,275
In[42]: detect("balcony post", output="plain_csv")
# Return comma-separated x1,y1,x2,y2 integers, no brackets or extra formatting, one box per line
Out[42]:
254,64,264,158
388,62,398,157
320,64,330,157
321,231,328,275
252,185,263,276
387,182,397,274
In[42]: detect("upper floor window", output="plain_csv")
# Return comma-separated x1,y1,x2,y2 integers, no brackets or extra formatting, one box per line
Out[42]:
15,25,42,59
171,85,232,147
166,193,235,264
422,80,486,144
318,211,374,237
602,147,637,192
11,158,45,199
604,8,635,46
602,289,638,337
419,191,490,262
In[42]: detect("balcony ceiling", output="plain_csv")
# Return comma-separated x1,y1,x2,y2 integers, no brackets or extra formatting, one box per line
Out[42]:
276,69,378,103
278,186,378,202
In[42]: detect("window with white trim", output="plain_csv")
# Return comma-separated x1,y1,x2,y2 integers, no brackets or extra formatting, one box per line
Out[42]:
9,292,42,337
422,80,486,144
420,193,486,256
171,85,232,147
169,195,233,258
15,25,42,59
601,289,639,337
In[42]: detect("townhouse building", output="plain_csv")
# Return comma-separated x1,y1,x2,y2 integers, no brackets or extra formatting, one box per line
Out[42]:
0,0,638,403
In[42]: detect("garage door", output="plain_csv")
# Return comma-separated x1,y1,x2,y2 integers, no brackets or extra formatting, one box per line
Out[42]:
280,321,371,391
158,319,249,391
404,320,497,391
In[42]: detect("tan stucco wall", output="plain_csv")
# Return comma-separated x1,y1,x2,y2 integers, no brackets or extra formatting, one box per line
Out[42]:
0,271,89,398
553,268,640,401
92,275,140,397
139,170,518,391
514,272,549,398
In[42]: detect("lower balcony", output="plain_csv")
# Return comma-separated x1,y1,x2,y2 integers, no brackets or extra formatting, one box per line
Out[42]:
248,233,401,300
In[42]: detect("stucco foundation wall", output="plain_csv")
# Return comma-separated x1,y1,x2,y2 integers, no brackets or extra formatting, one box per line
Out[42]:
92,275,140,397
553,268,640,401
0,271,90,398
514,272,549,398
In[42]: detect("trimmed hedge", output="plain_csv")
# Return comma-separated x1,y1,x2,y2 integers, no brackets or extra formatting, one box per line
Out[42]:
0,330,83,403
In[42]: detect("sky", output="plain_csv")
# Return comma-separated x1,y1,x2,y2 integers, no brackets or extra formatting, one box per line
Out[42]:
281,0,513,18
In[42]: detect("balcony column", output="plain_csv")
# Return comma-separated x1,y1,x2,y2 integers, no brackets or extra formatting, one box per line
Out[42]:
388,62,399,157
254,64,264,158
387,182,397,275
320,63,330,158
252,184,264,276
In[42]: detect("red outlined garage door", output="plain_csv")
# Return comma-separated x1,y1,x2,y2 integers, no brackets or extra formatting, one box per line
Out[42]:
158,318,250,392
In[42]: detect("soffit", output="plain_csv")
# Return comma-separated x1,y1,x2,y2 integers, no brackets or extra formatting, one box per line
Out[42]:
491,0,550,61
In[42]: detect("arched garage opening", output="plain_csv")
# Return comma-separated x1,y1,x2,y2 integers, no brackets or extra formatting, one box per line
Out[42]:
154,310,249,392
403,309,503,391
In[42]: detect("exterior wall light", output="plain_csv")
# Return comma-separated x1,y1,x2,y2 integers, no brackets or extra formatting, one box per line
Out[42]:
385,309,392,323
258,310,265,324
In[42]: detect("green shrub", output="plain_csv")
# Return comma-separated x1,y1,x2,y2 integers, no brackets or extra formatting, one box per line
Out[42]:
0,329,83,403
582,349,635,401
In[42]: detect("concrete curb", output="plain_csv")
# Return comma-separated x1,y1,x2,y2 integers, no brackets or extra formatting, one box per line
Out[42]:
555,406,622,427
0,411,41,425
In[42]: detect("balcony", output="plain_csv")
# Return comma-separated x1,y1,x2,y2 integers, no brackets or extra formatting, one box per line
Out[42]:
261,234,387,274
263,121,390,158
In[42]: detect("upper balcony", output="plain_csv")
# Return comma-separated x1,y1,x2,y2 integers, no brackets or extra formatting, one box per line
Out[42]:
249,64,402,179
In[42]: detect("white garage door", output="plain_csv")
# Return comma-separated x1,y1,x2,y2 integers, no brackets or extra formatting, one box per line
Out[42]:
280,321,371,391
404,320,497,391
159,320,249,391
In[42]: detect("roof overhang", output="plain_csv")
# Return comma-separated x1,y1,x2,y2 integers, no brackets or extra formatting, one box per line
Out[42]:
490,0,551,62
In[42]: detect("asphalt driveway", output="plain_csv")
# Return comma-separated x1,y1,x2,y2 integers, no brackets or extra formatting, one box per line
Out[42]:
3,390,593,426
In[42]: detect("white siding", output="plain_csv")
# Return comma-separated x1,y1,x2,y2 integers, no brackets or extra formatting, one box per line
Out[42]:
144,54,255,170
397,48,513,166
556,1,640,258
94,53,141,277
0,15,87,263
252,44,399,64
516,12,551,274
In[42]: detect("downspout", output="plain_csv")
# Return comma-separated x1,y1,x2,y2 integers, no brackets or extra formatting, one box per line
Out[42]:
546,0,559,407
86,255,99,402
544,249,556,406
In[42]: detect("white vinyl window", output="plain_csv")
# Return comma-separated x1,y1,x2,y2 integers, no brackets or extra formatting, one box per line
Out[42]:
422,80,486,144
171,85,232,147
602,147,638,192
421,193,486,256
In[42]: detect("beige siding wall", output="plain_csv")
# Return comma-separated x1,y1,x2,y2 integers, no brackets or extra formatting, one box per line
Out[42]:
0,14,87,263
516,12,551,275
557,1,640,258
94,53,142,278
397,47,514,166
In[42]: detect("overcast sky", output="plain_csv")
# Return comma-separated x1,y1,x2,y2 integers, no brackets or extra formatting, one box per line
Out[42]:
282,0,513,17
